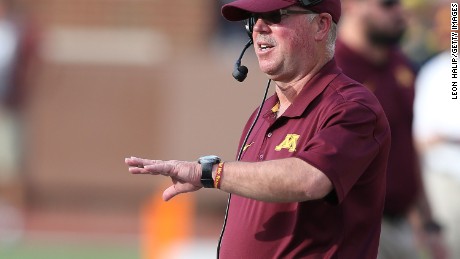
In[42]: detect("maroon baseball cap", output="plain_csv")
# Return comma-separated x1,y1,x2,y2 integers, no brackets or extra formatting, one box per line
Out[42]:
222,0,341,24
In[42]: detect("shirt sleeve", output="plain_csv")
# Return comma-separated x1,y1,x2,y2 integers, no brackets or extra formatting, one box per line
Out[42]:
296,101,383,204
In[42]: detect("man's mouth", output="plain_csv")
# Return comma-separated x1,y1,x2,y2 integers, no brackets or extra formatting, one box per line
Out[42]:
258,44,274,51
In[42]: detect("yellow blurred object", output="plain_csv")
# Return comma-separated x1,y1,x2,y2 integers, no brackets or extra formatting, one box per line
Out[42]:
141,184,194,259
401,0,425,9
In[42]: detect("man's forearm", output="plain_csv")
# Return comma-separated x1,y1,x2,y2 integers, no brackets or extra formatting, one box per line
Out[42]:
218,157,333,203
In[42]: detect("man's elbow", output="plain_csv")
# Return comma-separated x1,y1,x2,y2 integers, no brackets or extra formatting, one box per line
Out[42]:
304,175,333,200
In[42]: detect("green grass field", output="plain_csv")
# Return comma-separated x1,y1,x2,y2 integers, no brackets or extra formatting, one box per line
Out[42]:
0,242,140,259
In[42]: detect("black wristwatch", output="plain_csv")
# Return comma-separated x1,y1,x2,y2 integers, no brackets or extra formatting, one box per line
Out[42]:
198,155,221,188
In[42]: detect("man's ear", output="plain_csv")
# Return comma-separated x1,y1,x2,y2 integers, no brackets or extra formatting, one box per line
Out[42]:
314,13,332,41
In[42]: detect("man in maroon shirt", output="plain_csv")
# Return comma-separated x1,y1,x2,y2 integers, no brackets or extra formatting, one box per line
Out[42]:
126,0,391,258
335,0,446,258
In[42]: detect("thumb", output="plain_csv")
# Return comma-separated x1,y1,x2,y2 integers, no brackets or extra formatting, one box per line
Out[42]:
163,185,180,201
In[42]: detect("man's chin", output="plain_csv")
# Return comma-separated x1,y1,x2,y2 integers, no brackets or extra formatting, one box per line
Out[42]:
258,64,278,77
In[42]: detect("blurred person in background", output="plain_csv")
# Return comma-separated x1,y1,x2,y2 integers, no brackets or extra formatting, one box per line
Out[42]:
0,0,38,246
335,0,447,258
126,0,392,257
414,1,460,258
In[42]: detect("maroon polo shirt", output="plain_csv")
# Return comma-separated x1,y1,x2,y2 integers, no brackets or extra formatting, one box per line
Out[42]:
219,59,391,258
335,39,420,217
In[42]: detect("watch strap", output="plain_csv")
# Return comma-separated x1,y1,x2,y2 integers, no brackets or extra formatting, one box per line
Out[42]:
201,162,214,188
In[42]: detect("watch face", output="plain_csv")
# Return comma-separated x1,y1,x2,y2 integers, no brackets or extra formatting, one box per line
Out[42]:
199,155,221,163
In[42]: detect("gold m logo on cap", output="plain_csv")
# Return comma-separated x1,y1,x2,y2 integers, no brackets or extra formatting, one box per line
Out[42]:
275,134,300,152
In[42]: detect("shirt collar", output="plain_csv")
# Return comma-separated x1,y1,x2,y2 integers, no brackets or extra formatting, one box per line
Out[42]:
259,59,342,119
281,58,342,118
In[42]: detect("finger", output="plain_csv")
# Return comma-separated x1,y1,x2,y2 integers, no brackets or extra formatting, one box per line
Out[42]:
128,166,146,174
125,157,144,167
144,163,175,176
163,183,201,201
125,157,163,167
128,166,160,175
163,185,179,201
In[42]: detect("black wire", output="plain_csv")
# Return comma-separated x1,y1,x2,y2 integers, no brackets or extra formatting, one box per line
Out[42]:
216,78,272,258
235,39,253,68
236,79,272,160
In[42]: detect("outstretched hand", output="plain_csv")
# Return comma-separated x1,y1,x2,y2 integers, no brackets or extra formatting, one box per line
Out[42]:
125,157,202,201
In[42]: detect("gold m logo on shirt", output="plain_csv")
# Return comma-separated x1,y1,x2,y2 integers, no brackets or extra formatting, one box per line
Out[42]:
243,142,254,152
275,134,300,152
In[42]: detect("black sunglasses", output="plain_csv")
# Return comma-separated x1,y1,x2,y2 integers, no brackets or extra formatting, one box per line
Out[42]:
251,9,314,25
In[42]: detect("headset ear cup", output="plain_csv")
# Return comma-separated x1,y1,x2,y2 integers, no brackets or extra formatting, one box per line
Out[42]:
245,17,255,39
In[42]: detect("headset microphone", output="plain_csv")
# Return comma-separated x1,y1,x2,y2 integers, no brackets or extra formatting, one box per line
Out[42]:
232,39,253,82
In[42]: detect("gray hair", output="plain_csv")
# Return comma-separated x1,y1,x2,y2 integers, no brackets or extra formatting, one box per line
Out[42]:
307,13,337,59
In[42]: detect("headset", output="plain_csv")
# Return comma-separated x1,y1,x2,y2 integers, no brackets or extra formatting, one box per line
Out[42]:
232,39,253,82
233,0,323,82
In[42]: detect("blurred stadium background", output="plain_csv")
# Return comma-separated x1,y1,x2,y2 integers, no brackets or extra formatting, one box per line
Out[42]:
0,0,445,258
